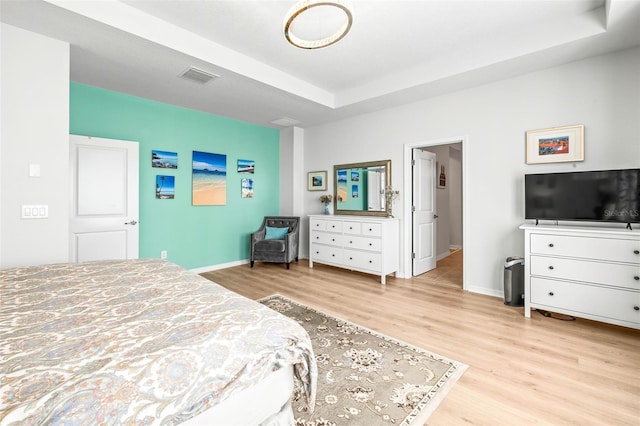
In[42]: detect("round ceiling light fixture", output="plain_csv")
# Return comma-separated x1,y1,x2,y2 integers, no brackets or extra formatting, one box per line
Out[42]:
284,0,353,49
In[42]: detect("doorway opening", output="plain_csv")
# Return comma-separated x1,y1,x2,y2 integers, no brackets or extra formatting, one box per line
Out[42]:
402,136,468,289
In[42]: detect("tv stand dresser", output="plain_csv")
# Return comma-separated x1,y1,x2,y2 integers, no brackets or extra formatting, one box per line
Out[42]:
309,215,399,284
520,224,640,329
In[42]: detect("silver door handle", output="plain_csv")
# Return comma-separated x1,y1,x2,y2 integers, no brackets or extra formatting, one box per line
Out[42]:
125,220,138,225
433,214,439,219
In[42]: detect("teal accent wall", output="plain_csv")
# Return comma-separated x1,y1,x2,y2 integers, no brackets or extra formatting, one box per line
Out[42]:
70,83,280,269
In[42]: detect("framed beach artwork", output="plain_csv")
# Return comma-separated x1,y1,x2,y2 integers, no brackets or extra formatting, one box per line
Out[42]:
351,170,359,181
336,169,347,201
308,170,327,191
241,178,254,198
155,175,175,199
152,150,178,169
525,124,584,164
238,159,255,174
192,151,226,206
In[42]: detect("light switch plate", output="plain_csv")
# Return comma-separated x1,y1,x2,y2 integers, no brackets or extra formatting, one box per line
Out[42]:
21,205,48,219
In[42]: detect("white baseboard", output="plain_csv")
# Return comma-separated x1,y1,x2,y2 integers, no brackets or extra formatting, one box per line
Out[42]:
465,285,503,299
190,259,249,274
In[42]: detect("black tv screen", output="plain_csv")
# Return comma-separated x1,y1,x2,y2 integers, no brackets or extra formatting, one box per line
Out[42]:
525,169,640,223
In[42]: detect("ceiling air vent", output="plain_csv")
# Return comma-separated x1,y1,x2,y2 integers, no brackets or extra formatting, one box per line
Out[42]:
179,66,219,84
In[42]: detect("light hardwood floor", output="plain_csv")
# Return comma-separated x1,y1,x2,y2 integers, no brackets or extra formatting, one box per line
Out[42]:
201,251,640,425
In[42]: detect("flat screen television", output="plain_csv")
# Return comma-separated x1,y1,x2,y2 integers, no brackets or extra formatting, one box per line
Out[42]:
524,169,640,224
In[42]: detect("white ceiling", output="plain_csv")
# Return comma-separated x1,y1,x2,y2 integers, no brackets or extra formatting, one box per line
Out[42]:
2,0,640,128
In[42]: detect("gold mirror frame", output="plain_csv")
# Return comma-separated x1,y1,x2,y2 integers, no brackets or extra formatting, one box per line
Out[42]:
333,160,391,216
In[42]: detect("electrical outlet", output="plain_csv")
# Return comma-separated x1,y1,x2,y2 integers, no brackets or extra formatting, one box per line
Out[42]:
161,250,167,259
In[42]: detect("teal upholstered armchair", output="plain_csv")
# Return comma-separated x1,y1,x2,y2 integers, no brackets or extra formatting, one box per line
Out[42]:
250,216,300,269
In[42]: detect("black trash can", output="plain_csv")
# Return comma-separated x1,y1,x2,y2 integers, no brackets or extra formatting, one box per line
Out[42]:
503,256,524,306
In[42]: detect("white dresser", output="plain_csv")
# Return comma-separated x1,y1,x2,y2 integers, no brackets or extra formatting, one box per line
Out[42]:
520,224,640,329
309,215,399,284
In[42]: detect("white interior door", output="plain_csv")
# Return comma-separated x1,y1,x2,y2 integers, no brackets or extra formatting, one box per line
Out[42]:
69,135,139,262
412,149,437,275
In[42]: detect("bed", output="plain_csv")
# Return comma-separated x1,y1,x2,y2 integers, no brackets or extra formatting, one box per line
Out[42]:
0,259,316,425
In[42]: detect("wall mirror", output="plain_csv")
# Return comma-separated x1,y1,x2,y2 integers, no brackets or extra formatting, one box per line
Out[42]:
333,160,391,216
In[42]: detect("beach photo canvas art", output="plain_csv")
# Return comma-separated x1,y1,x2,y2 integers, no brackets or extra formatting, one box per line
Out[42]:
241,178,254,198
192,151,226,206
238,159,255,173
155,175,175,199
152,150,178,169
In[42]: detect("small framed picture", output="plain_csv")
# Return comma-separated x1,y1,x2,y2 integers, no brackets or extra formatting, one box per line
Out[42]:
152,150,178,169
525,124,584,164
237,159,254,174
308,170,327,191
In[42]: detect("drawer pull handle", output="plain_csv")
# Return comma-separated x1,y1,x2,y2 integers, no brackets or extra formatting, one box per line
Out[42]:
349,257,353,260
635,250,640,255
548,243,554,248
332,254,335,257
635,306,640,311
349,226,353,230
635,276,640,281
332,238,335,242
548,266,554,270
369,243,372,246
549,292,554,296
369,228,372,231
369,260,372,263
350,241,353,244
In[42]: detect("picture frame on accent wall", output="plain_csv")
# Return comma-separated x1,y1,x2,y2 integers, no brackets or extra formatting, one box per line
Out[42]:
525,124,584,164
152,150,178,169
308,170,327,191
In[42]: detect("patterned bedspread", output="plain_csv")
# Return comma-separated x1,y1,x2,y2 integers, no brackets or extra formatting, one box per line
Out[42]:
0,259,316,425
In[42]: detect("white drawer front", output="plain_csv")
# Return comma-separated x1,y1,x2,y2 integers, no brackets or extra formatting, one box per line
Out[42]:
324,220,343,233
530,255,640,291
531,277,640,324
343,249,382,272
531,234,640,264
310,219,326,231
311,231,343,246
344,235,381,252
311,243,343,264
362,223,382,237
343,222,362,235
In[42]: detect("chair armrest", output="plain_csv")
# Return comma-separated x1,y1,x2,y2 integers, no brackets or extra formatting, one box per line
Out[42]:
251,229,266,242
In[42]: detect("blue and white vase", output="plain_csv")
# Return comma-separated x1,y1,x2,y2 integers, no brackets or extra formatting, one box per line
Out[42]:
323,202,330,215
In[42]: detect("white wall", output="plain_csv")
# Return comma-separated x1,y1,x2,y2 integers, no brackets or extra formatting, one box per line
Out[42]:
449,145,463,248
302,47,640,297
280,126,305,217
1,24,70,268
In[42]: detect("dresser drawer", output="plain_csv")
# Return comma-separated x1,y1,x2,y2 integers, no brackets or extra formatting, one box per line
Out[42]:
310,218,343,233
531,277,640,325
311,231,343,246
343,249,382,272
530,255,640,291
362,222,382,237
310,243,342,264
310,218,326,231
343,222,362,235
530,234,640,264
344,235,381,252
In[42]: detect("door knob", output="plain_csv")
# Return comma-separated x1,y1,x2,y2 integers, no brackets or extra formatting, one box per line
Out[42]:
124,220,138,225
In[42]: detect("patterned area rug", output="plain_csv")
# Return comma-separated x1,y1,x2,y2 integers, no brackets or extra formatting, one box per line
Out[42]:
259,295,468,426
